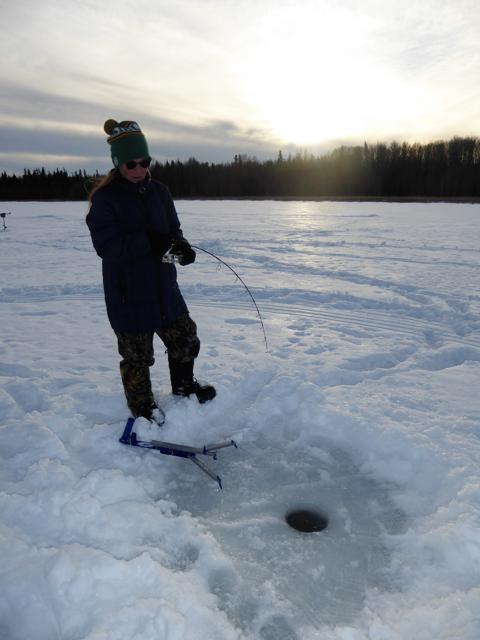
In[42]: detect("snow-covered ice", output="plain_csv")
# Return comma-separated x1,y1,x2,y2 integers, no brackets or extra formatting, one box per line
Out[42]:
0,199,479,640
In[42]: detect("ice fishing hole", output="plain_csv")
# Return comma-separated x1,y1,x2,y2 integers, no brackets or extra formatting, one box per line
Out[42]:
285,508,328,533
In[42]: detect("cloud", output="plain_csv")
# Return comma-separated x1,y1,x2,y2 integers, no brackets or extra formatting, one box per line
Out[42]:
0,80,282,173
1,0,480,174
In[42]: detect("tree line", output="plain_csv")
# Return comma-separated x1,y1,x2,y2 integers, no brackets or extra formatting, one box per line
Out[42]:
0,168,94,201
1,137,480,200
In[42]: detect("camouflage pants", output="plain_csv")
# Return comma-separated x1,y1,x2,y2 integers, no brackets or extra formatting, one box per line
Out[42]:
115,313,200,416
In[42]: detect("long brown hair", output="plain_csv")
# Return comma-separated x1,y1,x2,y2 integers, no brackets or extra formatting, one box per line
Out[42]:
86,168,120,205
86,167,153,207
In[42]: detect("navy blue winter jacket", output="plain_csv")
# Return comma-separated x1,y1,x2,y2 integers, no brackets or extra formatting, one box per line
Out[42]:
87,175,189,332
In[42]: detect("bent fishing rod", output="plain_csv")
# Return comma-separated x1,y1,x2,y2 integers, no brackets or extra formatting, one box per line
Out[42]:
164,244,269,353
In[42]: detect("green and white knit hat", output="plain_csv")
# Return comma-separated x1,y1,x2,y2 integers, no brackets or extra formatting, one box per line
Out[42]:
104,119,150,167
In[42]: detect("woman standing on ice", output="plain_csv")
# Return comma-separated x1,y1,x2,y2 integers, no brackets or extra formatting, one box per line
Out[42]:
86,119,215,424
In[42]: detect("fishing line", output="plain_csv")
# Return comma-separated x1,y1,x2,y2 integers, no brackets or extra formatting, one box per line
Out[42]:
191,245,269,353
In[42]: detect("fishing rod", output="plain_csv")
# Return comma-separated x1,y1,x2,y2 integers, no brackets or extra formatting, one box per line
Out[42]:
164,244,269,353
193,245,269,353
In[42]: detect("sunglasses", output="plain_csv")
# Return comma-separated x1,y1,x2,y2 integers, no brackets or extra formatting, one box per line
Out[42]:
125,157,151,170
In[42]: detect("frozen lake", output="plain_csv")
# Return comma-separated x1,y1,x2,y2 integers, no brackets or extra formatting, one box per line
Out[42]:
1,199,479,639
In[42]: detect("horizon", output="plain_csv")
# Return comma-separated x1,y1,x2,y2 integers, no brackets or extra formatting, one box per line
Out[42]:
1,133,478,177
1,1,479,174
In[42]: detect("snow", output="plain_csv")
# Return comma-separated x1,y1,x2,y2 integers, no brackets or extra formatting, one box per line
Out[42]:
1,199,480,640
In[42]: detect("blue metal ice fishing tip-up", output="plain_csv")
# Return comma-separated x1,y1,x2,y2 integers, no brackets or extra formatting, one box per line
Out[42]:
119,417,237,490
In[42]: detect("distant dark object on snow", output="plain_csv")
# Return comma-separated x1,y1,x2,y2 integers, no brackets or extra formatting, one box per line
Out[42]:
1,211,11,231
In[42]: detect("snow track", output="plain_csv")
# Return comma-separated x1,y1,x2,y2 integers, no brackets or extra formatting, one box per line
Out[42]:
191,298,480,349
2,284,479,348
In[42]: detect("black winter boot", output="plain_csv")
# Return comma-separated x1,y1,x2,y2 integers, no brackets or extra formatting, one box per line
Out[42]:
133,403,165,426
169,358,216,404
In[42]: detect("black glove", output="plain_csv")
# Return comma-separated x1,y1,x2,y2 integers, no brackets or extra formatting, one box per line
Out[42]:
170,238,196,265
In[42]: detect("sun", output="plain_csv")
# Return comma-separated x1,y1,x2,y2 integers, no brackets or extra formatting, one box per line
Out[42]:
240,5,418,147
259,56,365,145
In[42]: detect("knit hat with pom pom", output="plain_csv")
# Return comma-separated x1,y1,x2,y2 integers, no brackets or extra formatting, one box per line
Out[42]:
104,119,150,167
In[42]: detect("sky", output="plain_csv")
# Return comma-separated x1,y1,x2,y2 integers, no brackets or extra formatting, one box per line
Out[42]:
0,0,479,174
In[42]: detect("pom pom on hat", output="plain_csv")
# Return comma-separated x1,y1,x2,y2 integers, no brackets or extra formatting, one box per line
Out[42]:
103,118,150,167
104,119,119,135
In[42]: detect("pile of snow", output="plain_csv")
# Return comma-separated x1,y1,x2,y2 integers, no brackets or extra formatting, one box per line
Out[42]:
1,200,479,639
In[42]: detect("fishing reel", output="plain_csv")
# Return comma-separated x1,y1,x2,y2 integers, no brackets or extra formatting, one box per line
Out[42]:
161,238,195,265
161,247,180,264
